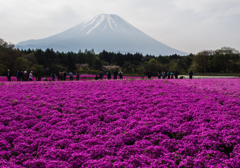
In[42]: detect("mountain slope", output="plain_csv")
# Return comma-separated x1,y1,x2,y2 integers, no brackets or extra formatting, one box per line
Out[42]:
17,14,187,55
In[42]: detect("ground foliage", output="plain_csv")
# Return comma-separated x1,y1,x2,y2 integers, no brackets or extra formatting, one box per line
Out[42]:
0,79,240,167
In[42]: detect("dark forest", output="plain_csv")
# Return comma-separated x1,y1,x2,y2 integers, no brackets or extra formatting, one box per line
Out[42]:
0,39,239,77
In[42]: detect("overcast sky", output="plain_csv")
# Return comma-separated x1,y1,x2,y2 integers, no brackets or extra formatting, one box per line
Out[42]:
1,0,240,54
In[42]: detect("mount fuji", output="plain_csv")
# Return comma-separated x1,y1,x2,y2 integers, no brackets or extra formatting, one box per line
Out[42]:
16,14,187,55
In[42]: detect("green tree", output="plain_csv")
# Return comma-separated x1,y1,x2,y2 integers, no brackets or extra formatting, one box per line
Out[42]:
35,49,45,65
76,50,86,64
93,59,103,70
66,53,76,72
210,54,228,72
0,63,6,76
85,49,96,67
156,55,170,64
50,64,64,73
32,64,45,77
14,57,29,72
192,50,214,73
111,52,125,66
148,58,156,64
24,53,38,66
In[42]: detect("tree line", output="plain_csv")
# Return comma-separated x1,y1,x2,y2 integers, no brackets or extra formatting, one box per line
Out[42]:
0,39,239,77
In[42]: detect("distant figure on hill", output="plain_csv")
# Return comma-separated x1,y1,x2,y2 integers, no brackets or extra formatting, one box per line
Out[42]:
76,73,80,80
26,71,29,81
63,71,67,81
189,70,193,79
158,71,161,79
148,71,152,79
114,70,118,79
162,71,165,79
58,71,60,80
58,71,63,81
119,71,123,79
170,72,174,79
29,71,33,81
16,71,18,81
23,71,27,81
51,72,55,81
99,70,103,79
167,71,170,79
69,71,73,81
175,71,178,79
21,71,24,81
107,71,111,80
7,69,11,82
35,72,39,81
95,75,98,80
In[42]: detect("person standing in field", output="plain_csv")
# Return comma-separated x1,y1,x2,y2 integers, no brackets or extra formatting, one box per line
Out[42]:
29,71,33,81
69,71,73,81
58,71,62,81
64,71,67,81
26,71,28,81
167,71,170,79
170,72,174,79
107,71,111,80
158,71,161,79
189,70,193,79
162,71,165,79
119,70,123,79
16,71,19,81
114,70,118,79
76,73,80,80
61,71,64,80
35,72,39,81
26,71,29,81
7,69,11,82
22,71,26,81
51,72,55,81
58,71,60,81
23,71,27,81
99,70,103,80
175,71,178,79
17,70,22,81
148,70,152,79
95,75,98,80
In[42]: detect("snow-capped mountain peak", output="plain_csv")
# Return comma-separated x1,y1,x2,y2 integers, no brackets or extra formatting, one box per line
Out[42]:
16,14,187,55
70,14,130,35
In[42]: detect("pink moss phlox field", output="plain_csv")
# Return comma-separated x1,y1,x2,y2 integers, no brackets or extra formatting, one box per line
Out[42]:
0,75,154,82
0,79,240,167
171,78,240,98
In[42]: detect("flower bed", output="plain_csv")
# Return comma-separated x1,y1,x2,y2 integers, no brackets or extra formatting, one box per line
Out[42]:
0,79,240,167
171,78,240,98
0,74,152,82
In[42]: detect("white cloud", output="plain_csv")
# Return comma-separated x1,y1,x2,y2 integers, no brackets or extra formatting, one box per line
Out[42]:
0,0,239,53
172,0,240,16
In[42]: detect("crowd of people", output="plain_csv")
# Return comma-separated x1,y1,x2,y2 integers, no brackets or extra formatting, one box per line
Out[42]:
13,70,35,81
96,70,123,80
5,69,194,82
54,71,78,81
147,70,193,79
148,70,178,79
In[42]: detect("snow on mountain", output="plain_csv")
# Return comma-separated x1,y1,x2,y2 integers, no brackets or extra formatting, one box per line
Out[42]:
16,14,187,55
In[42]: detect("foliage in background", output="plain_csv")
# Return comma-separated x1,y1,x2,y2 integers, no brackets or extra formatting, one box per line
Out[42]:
0,39,239,76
